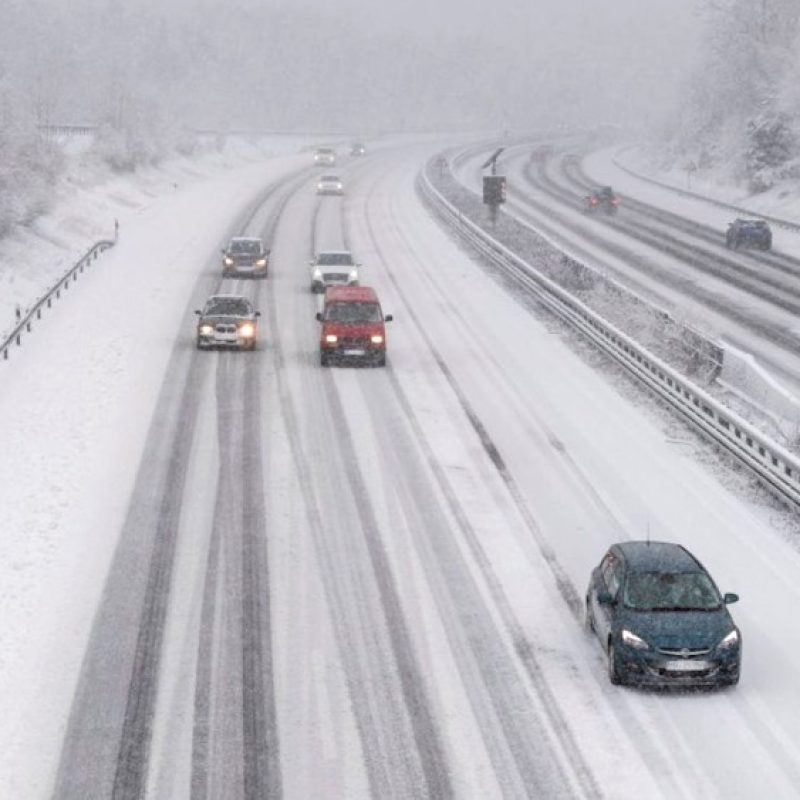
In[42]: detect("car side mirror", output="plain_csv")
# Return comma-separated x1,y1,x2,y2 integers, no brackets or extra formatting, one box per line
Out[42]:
315,312,323,322
597,591,615,605
723,593,739,604
384,314,393,322
255,311,261,317
194,310,201,316
309,260,315,266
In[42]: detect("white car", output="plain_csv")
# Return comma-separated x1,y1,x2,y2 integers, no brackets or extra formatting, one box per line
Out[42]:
313,147,336,166
316,175,344,195
195,294,260,350
309,251,359,293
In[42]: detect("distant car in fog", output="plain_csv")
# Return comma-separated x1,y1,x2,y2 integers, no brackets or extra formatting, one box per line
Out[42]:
585,541,741,688
313,147,336,166
350,142,366,156
316,175,344,195
725,218,772,251
221,236,269,278
584,185,619,215
310,250,359,293
195,294,260,350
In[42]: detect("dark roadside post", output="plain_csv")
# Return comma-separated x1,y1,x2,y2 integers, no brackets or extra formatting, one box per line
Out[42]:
481,147,506,225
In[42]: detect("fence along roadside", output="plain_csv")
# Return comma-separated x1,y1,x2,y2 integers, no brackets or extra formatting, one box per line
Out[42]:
420,155,800,511
1,238,115,362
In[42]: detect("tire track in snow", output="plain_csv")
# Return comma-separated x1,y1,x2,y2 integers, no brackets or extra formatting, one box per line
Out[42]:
348,158,708,798
261,186,454,798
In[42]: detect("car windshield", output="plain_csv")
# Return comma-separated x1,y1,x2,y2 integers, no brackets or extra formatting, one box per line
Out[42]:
325,302,382,323
316,149,333,155
623,572,721,611
229,240,260,255
317,253,354,266
204,298,252,316
741,221,767,228
320,176,340,182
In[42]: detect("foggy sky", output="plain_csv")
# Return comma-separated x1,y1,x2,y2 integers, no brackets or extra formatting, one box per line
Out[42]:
8,0,704,133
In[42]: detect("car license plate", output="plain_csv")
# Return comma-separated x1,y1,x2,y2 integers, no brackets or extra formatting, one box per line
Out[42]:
216,333,238,342
344,349,365,356
664,660,710,673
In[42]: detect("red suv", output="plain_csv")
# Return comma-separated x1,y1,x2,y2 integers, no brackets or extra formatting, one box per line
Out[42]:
316,286,392,366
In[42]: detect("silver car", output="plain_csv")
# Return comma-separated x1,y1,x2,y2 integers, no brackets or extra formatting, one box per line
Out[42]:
313,147,336,166
195,294,260,350
316,175,344,195
309,251,359,293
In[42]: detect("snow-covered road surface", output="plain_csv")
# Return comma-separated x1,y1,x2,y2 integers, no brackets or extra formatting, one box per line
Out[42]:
3,140,800,798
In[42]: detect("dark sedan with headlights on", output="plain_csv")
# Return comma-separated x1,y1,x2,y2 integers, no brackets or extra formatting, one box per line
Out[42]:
585,541,741,688
221,236,269,278
195,294,260,350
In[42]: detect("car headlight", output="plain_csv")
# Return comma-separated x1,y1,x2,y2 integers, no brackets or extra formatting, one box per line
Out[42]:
239,323,255,338
224,257,234,266
317,183,324,190
621,629,649,650
199,324,214,336
370,334,384,344
325,334,338,343
313,269,322,279
255,258,267,267
349,269,358,280
719,630,739,649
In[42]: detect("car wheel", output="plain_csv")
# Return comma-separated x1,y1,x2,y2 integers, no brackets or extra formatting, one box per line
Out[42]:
320,352,330,367
374,352,386,367
584,598,595,633
608,642,623,686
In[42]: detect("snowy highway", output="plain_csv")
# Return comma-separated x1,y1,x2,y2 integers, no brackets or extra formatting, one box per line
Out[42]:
3,141,800,798
454,143,800,395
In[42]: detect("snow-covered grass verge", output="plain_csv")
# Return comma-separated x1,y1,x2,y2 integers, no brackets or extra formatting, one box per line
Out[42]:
617,144,800,226
0,134,316,338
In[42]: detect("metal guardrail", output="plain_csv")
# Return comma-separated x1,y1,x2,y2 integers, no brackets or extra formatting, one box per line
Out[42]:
611,147,800,234
1,239,115,362
419,158,800,510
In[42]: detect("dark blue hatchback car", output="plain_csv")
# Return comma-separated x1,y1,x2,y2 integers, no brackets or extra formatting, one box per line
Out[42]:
586,542,741,688
725,218,772,251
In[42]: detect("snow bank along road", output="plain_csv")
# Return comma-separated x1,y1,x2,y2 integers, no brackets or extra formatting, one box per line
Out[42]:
4,141,800,799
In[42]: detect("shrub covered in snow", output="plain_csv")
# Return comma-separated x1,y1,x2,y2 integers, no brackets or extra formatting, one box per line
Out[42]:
0,91,63,235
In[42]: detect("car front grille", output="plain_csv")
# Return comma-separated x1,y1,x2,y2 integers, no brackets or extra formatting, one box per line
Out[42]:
337,336,369,348
215,324,237,334
656,647,712,657
323,272,350,283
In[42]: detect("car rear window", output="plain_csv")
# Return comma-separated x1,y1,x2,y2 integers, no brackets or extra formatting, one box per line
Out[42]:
325,302,382,323
623,572,721,611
